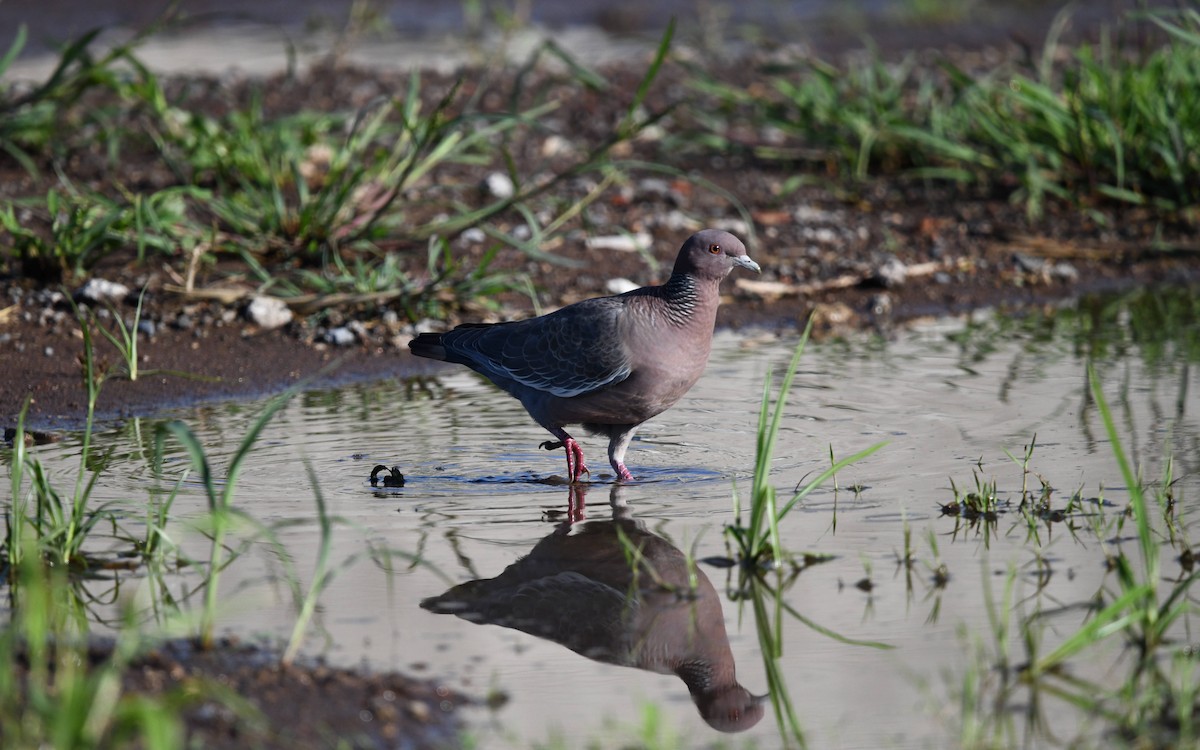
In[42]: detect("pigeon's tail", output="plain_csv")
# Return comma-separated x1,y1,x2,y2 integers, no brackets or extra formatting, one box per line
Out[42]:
408,333,447,361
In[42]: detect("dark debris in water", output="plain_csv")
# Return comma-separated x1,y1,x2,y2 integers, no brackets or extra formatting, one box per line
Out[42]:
369,464,406,488
938,500,1001,522
3,427,60,446
1181,548,1197,573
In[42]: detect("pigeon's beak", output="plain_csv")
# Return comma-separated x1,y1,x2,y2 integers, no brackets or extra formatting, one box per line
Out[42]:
733,254,761,273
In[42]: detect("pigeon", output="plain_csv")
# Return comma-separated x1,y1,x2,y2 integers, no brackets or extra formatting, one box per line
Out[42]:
408,229,760,482
421,486,765,732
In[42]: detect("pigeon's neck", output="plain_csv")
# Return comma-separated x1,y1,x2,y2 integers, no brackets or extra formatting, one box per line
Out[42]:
675,660,713,694
661,273,718,327
676,659,736,696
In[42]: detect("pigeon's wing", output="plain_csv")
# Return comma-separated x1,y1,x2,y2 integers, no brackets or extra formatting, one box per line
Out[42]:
440,298,632,398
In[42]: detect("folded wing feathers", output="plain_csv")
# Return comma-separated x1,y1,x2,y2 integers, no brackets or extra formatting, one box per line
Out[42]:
442,299,633,399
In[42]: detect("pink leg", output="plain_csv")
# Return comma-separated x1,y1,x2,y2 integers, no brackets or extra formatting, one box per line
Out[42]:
611,460,634,482
566,438,590,482
543,429,590,483
608,428,636,482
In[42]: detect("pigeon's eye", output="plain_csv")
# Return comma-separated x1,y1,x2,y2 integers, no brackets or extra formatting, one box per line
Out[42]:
708,244,721,254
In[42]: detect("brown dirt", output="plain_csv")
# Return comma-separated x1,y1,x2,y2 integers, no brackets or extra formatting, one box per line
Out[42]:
6,637,468,750
5,30,1200,431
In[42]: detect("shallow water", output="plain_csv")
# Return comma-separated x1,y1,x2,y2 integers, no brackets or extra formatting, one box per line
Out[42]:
12,288,1200,748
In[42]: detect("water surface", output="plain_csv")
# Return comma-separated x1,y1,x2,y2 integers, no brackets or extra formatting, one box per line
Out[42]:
18,288,1200,748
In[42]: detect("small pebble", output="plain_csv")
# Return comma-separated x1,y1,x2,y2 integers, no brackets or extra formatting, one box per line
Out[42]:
44,346,53,357
872,255,908,288
482,172,515,200
868,293,894,319
660,210,702,232
637,178,672,197
1013,253,1046,274
803,226,839,244
585,233,652,253
406,701,431,722
540,134,572,158
605,278,639,295
137,319,157,337
75,278,130,304
1051,262,1078,282
458,227,486,245
794,205,838,224
713,218,750,236
245,297,292,330
325,327,356,346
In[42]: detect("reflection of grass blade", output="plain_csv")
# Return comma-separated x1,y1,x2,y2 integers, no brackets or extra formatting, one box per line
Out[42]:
1031,584,1152,674
951,362,1197,746
778,597,894,650
751,574,806,748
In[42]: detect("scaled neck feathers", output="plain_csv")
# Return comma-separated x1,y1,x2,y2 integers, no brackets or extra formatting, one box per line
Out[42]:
675,659,717,694
660,272,716,327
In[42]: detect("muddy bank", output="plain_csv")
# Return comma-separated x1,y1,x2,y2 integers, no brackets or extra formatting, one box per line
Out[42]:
3,224,1198,432
4,637,468,750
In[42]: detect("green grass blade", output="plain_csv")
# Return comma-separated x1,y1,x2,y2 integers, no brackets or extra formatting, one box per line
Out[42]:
0,24,27,77
282,460,334,666
1088,365,1155,580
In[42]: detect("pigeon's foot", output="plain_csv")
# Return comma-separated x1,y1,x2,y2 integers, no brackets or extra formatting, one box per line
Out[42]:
565,437,590,483
545,431,589,483
612,461,634,483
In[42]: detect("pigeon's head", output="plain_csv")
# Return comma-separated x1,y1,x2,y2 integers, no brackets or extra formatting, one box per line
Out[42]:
674,229,761,281
694,684,767,733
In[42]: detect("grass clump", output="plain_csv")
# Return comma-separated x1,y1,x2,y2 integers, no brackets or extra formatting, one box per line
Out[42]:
939,468,1004,521
946,365,1199,748
724,318,886,569
0,15,699,324
1021,367,1195,739
0,314,356,746
691,7,1200,219
719,318,889,747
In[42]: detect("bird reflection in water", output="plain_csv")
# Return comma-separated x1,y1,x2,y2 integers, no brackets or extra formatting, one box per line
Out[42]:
421,485,765,733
